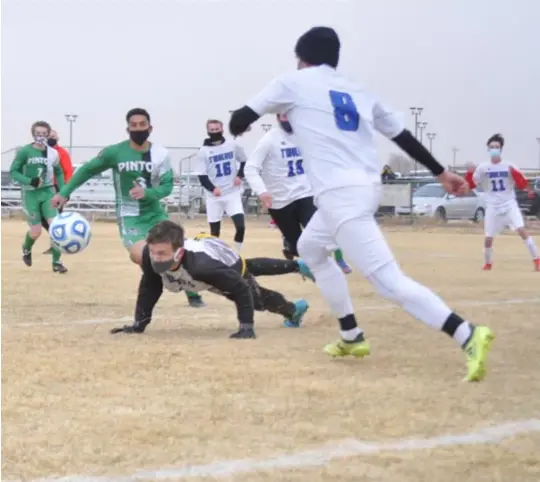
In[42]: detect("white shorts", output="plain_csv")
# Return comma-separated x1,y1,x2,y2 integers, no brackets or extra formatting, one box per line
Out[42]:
299,185,394,276
484,201,524,237
205,191,244,223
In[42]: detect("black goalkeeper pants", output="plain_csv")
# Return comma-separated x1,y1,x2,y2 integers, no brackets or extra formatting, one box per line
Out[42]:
268,196,317,257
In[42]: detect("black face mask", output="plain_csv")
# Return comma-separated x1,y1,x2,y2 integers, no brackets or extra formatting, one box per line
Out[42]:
278,120,293,134
129,129,150,146
151,258,176,274
207,131,224,142
47,138,58,147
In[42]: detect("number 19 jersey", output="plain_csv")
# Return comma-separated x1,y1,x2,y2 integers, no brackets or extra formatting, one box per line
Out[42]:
246,65,405,198
194,139,247,197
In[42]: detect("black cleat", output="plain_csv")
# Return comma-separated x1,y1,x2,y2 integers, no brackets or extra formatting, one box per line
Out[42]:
22,249,32,267
42,247,53,255
110,323,147,334
229,327,256,339
52,263,68,274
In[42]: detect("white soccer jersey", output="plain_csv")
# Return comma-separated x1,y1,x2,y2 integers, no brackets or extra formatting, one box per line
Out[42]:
194,139,247,196
246,65,404,198
245,127,312,209
469,160,527,207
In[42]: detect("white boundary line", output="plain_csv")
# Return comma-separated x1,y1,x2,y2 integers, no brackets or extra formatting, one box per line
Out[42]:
5,296,540,328
14,419,540,482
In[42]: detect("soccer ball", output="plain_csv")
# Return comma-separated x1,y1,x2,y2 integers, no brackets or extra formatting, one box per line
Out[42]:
48,211,92,254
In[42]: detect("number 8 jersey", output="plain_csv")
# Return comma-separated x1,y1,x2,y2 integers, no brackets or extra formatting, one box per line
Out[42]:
194,138,247,196
466,160,529,208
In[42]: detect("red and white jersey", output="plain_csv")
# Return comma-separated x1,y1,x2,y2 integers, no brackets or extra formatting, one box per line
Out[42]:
245,127,312,209
193,139,247,196
247,65,404,198
466,160,529,207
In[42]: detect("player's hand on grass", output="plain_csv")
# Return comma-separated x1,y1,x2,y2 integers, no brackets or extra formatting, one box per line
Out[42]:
259,192,272,209
213,187,222,197
233,176,242,187
129,181,146,200
437,170,469,196
51,193,67,208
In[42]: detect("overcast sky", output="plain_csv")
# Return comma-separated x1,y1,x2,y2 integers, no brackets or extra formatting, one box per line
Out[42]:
2,0,539,170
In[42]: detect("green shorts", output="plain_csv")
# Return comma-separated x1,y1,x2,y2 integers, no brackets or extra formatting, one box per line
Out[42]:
118,211,169,249
22,187,58,226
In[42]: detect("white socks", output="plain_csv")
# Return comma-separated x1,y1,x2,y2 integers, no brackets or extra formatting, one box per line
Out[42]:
524,237,538,259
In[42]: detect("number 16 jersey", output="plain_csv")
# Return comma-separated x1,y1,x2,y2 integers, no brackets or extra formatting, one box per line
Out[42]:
194,139,247,197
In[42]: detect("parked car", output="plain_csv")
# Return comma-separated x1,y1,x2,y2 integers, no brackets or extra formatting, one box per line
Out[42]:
395,183,485,222
516,177,540,218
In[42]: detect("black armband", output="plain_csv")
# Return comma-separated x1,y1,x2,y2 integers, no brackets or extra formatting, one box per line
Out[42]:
392,130,445,176
229,106,260,137
237,162,246,179
198,175,216,192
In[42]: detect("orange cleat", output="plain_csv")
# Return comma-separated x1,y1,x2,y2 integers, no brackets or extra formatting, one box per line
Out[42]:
534,259,540,272
483,263,492,271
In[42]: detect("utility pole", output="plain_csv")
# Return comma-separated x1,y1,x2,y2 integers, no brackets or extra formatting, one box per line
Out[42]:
64,114,78,157
418,122,428,144
452,147,459,169
409,107,423,174
261,124,272,132
426,132,437,153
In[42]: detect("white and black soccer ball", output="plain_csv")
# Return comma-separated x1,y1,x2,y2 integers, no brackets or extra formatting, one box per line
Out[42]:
48,211,92,254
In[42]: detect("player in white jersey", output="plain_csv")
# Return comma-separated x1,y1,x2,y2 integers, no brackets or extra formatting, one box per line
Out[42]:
194,119,247,252
245,114,352,273
229,26,493,382
465,133,539,271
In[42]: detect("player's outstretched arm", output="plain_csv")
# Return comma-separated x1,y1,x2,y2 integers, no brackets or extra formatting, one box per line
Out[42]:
9,148,34,186
111,246,164,334
58,147,115,199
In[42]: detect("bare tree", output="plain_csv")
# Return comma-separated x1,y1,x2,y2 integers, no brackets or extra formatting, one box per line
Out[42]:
387,153,414,174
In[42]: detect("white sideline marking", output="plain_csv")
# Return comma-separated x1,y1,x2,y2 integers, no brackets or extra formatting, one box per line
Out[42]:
16,419,540,482
6,296,540,328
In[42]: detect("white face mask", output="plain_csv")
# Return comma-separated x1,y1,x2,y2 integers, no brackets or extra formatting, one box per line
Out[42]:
34,135,48,145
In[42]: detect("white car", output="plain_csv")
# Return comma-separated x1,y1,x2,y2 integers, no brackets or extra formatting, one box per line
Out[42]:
395,183,485,222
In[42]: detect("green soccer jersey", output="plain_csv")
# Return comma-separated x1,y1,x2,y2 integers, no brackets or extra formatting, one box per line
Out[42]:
60,140,174,218
10,144,64,191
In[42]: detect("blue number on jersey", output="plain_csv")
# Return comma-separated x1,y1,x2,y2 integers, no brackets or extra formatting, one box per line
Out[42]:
215,161,232,178
287,159,304,177
329,90,360,131
490,179,506,192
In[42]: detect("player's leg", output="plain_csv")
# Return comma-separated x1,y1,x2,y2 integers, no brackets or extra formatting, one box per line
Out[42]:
510,205,539,270
225,192,246,252
268,202,303,258
296,196,351,274
315,186,493,381
43,184,60,255
206,197,224,238
298,210,370,356
245,257,314,281
21,191,46,267
482,207,500,270
40,189,67,273
244,273,309,328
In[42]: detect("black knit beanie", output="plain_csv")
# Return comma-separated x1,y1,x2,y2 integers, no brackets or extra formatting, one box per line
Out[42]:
295,26,340,68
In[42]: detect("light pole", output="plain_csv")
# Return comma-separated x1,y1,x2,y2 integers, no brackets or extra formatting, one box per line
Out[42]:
409,107,423,173
64,114,78,156
426,132,437,153
418,122,428,144
452,147,459,169
261,123,272,132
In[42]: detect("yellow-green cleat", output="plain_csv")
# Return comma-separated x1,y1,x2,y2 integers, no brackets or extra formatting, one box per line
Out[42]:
463,326,494,382
324,336,371,359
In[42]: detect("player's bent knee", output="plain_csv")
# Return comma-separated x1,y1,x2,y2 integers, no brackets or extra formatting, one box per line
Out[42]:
30,225,42,238
297,232,326,266
129,241,146,266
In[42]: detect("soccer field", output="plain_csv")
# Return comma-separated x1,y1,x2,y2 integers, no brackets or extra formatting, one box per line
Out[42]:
2,218,540,482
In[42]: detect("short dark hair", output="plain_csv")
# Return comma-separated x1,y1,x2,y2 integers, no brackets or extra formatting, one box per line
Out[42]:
486,133,504,148
146,221,185,249
31,121,51,136
206,119,223,128
126,108,151,124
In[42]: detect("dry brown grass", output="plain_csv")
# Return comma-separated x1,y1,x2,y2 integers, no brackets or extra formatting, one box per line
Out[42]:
2,218,540,482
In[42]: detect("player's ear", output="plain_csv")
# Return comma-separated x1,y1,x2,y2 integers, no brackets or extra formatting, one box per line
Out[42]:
148,125,153,135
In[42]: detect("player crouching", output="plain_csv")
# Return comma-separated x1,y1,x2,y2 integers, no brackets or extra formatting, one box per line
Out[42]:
110,221,311,337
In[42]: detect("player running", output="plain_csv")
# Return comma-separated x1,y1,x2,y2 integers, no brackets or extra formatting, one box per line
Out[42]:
41,129,74,259
229,26,493,382
195,119,247,252
465,133,539,271
109,221,312,337
245,114,352,273
10,121,67,273
51,108,205,307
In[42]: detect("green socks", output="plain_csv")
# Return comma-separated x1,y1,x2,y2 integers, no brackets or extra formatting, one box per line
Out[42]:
23,232,36,251
333,249,344,262
51,246,61,264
